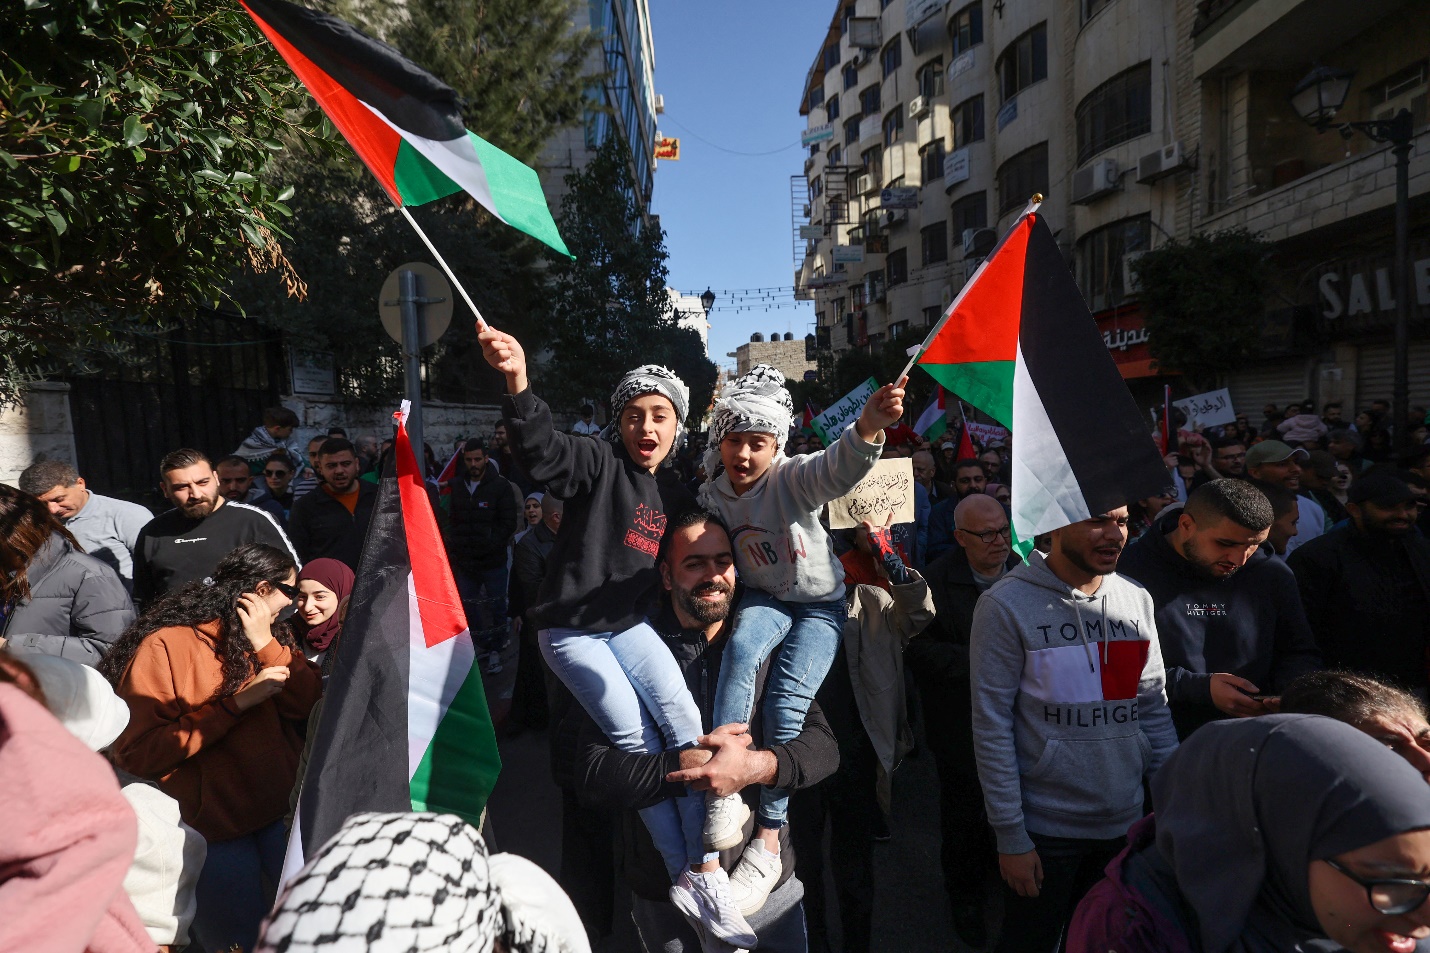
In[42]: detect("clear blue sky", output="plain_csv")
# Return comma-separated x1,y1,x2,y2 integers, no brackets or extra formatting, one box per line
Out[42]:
648,1,830,372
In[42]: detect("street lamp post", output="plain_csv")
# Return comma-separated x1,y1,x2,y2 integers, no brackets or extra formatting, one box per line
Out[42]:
1291,67,1416,453
700,287,716,316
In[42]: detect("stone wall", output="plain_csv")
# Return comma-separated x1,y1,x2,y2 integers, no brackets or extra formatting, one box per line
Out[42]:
0,383,77,486
283,396,576,457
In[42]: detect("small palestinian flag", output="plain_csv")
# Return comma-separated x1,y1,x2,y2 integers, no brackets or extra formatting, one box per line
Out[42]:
914,386,947,442
435,447,461,497
241,0,569,256
909,207,1169,538
800,402,819,434
283,402,500,883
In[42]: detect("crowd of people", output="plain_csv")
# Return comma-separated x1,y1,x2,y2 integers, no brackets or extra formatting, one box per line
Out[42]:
3,335,1430,953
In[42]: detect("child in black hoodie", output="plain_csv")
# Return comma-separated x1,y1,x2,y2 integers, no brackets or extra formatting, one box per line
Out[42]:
478,319,756,949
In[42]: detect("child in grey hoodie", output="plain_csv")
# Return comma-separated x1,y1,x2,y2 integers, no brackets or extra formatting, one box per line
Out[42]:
970,536,1178,950
696,364,905,916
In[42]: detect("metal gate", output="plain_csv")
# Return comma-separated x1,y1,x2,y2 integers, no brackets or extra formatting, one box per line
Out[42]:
67,311,284,507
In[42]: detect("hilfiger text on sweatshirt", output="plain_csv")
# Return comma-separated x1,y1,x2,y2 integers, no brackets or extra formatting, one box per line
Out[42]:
1020,621,1151,729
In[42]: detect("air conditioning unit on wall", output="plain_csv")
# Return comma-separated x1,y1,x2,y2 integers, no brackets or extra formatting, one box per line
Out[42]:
908,96,929,119
855,174,874,194
1136,141,1191,184
882,208,908,228
1071,158,1121,205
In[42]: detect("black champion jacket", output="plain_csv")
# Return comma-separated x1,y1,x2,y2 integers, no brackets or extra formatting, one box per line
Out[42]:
557,598,840,903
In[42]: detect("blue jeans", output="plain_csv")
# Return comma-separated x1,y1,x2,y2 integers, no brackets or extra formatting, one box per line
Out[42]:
540,624,717,878
714,592,847,828
192,818,286,953
456,566,508,651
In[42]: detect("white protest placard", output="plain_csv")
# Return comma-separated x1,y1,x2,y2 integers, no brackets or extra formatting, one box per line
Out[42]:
810,377,876,444
965,421,1010,447
1173,388,1236,428
828,458,917,530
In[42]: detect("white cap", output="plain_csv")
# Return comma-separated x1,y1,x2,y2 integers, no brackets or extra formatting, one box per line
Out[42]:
23,654,131,752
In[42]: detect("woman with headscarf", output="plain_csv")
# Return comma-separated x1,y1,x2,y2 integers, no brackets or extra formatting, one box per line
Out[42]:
516,491,544,544
294,558,354,664
1067,714,1430,953
985,482,1012,507
477,320,754,946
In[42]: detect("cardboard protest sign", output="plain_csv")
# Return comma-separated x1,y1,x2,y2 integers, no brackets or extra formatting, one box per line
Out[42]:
1173,388,1235,428
811,377,877,444
827,458,917,530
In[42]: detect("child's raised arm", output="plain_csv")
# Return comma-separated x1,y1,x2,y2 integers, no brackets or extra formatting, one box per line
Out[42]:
476,318,607,498
854,377,908,442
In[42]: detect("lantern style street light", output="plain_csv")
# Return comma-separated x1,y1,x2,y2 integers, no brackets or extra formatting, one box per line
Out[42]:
700,287,716,314
1291,66,1416,452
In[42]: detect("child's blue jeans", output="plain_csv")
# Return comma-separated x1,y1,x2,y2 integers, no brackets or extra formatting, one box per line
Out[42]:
713,591,847,828
540,623,718,878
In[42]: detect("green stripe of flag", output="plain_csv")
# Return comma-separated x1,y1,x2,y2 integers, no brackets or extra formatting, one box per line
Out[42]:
918,361,1016,430
393,139,465,207
468,132,571,257
409,663,501,828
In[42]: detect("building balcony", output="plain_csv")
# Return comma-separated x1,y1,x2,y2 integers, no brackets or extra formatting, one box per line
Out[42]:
1192,0,1413,79
1199,125,1430,245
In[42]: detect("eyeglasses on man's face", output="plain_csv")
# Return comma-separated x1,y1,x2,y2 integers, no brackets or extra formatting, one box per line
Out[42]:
959,524,1012,545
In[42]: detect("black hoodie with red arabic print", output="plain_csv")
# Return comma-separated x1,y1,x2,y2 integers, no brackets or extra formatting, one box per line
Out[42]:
504,387,694,633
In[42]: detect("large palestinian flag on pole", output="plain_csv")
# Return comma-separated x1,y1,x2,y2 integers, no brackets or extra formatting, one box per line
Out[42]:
907,206,1170,538
283,402,499,882
240,0,569,256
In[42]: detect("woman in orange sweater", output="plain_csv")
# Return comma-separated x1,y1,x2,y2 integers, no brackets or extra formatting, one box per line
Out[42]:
101,543,321,953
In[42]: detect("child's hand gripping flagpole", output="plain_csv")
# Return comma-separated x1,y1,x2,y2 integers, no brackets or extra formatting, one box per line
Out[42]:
895,193,1045,387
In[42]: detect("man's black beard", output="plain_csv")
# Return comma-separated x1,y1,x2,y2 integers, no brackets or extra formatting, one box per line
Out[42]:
1061,544,1121,578
674,581,733,627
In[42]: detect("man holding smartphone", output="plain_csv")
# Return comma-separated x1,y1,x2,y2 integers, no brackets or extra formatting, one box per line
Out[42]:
1118,479,1322,739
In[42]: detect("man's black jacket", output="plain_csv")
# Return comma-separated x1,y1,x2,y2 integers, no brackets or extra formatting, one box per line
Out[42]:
558,599,839,903
288,481,378,570
445,467,521,573
1120,510,1322,737
1288,523,1430,690
907,546,1021,771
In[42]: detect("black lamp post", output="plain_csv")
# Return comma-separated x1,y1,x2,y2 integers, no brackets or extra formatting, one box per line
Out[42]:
1291,66,1416,453
700,287,716,315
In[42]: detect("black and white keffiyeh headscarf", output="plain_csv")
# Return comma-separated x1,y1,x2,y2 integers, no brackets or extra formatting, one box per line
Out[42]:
701,363,794,481
602,365,690,442
257,813,590,953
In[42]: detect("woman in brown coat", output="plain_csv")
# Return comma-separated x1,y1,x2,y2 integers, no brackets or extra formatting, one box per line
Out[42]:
101,543,320,953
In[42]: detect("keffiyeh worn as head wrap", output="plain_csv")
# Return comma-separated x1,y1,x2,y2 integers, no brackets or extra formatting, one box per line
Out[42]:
702,364,794,480
601,365,690,446
257,813,591,953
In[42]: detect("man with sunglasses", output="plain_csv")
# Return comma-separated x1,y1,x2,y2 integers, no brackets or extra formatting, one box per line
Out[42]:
908,494,1022,948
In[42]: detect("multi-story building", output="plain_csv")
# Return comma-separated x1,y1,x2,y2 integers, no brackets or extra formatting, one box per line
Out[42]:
797,0,1428,416
669,288,711,353
541,0,661,221
731,333,817,380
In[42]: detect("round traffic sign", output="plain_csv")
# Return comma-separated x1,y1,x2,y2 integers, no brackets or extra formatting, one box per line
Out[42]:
379,262,454,347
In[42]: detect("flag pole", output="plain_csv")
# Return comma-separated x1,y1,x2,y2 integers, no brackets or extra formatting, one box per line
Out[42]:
399,206,487,325
895,193,1045,386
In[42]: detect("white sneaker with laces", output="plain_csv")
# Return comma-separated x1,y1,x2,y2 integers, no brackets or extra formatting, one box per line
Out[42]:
703,792,751,851
484,650,503,674
669,868,757,949
728,841,783,916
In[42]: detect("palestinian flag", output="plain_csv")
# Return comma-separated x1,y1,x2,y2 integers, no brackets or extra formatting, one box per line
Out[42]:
282,402,500,883
908,207,1170,538
914,386,947,442
241,0,569,256
800,402,819,434
435,446,461,497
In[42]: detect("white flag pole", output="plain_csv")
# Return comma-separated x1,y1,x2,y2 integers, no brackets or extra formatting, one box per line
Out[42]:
399,206,487,326
894,193,1045,385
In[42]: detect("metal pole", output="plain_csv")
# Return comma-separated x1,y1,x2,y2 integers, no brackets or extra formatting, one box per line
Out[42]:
399,268,425,473
1390,109,1413,456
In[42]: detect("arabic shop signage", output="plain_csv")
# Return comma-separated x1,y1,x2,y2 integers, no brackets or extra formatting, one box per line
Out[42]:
1095,305,1152,365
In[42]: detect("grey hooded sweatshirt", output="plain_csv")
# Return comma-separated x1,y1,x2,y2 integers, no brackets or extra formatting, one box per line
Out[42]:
970,550,1179,855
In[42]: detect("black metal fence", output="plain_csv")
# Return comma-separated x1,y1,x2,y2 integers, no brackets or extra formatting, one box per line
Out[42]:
67,311,284,508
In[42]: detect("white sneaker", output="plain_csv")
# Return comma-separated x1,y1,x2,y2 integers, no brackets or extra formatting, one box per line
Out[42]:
703,792,751,851
728,841,783,916
484,650,503,674
669,868,757,949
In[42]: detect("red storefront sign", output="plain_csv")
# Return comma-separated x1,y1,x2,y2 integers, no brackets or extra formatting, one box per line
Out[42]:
1095,304,1162,379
